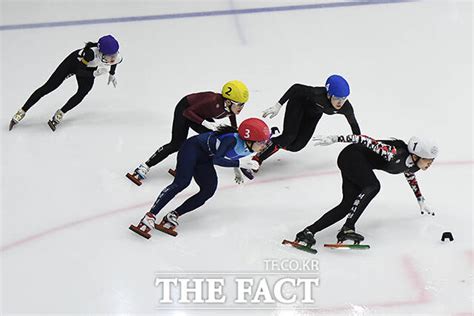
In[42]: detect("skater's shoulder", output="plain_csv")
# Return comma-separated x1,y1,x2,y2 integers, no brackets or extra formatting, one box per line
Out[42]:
381,138,408,148
186,91,223,103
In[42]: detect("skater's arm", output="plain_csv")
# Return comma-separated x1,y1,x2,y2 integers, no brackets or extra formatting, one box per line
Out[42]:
212,137,239,167
183,102,206,124
109,64,117,75
404,172,435,215
108,54,123,75
338,135,397,161
341,102,361,134
278,84,313,105
404,172,423,200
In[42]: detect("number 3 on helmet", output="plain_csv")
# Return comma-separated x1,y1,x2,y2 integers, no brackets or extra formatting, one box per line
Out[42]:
238,118,270,142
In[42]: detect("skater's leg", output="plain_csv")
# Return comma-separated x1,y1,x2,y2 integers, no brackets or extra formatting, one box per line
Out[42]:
305,175,359,234
174,162,218,216
22,52,76,112
148,139,200,215
342,174,380,230
257,98,305,162
145,97,191,168
59,75,95,113
335,148,381,230
285,113,321,152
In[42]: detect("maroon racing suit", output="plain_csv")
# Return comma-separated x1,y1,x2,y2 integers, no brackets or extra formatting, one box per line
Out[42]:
146,92,237,167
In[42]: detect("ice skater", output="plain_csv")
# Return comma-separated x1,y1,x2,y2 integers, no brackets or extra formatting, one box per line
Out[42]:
129,118,270,238
254,75,361,170
9,35,122,131
127,80,249,185
293,134,438,249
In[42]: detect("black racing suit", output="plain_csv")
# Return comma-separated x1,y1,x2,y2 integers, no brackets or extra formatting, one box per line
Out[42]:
22,45,118,113
258,84,361,162
306,135,423,234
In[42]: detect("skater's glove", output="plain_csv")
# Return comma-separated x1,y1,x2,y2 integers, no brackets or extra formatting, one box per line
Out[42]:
417,196,435,216
108,74,117,87
93,67,108,77
312,135,339,146
233,167,244,184
239,156,260,170
201,120,221,131
262,102,282,119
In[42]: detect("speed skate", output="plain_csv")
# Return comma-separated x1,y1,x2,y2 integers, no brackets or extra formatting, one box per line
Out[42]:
126,172,143,186
282,239,318,254
154,219,178,237
129,223,151,239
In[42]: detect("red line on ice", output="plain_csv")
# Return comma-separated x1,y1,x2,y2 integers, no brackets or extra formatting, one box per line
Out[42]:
304,255,430,313
2,160,472,252
0,169,338,252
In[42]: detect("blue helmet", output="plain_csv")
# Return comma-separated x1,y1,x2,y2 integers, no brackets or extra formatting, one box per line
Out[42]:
325,75,350,98
98,35,119,55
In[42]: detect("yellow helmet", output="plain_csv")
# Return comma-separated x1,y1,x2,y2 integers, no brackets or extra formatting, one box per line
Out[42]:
221,80,249,103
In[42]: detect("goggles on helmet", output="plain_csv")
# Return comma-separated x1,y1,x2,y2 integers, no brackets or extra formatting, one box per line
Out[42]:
331,95,347,102
101,52,119,64
229,100,245,108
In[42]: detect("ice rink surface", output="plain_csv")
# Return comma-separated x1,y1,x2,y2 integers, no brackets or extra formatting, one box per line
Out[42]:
1,0,472,314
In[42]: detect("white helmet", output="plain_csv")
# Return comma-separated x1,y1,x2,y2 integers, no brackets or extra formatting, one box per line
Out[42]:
407,136,439,159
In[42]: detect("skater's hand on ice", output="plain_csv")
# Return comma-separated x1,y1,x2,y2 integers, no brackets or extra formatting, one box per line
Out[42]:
312,135,339,146
417,197,435,216
262,102,282,119
234,168,244,184
93,67,108,77
202,120,221,131
239,156,259,170
108,74,117,87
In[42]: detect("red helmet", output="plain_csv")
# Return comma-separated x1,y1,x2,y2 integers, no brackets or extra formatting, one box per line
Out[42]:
238,118,270,142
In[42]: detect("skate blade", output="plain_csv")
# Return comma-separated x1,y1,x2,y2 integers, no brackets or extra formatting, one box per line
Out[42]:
168,169,176,177
126,173,142,186
324,243,370,249
129,224,151,239
47,120,56,131
282,239,317,254
155,223,178,237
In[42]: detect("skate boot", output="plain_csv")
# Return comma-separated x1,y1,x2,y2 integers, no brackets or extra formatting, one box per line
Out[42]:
48,109,64,131
155,211,179,237
336,226,365,245
295,228,316,247
282,228,317,254
129,212,156,239
126,163,150,186
9,109,26,131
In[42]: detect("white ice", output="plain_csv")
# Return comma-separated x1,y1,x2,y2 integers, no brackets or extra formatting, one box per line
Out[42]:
1,0,473,314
